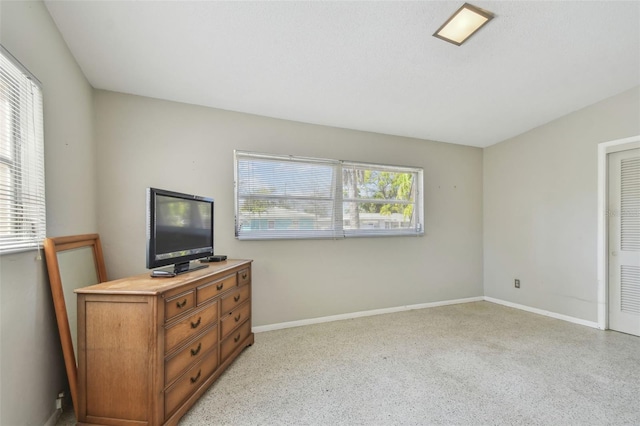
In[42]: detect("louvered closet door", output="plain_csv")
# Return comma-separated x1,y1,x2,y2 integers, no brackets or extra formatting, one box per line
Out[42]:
608,148,640,336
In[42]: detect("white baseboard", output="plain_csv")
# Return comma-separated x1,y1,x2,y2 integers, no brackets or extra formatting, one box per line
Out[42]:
43,408,61,426
252,296,602,333
484,296,601,329
252,296,484,333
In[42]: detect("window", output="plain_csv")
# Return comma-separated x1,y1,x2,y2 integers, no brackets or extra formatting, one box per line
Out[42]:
0,46,45,253
234,151,423,240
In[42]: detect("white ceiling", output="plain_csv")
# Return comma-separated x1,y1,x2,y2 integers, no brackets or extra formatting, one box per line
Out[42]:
44,1,640,148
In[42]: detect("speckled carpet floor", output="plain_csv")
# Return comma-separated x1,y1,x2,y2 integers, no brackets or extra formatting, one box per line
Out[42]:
57,301,640,425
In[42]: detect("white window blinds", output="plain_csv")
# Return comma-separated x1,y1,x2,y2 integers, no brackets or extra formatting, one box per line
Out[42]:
0,45,46,253
235,151,424,240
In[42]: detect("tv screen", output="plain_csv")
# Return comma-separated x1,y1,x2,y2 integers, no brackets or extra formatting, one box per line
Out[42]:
146,188,214,274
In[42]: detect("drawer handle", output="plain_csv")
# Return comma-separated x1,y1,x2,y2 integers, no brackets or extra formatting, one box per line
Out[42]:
216,283,224,291
190,369,201,384
234,313,242,322
190,342,202,357
234,333,241,343
176,299,187,309
190,317,201,329
241,273,247,279
234,295,241,302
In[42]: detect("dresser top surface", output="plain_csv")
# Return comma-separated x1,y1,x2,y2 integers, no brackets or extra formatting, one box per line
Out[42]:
75,259,252,295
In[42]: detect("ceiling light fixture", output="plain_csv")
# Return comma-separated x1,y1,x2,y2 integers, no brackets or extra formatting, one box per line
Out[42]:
433,3,494,46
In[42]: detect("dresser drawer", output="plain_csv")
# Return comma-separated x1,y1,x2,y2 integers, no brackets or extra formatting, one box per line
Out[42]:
165,290,195,322
165,303,218,355
221,320,251,362
165,324,218,386
197,274,237,305
220,301,251,340
164,349,219,418
238,268,251,286
220,284,250,314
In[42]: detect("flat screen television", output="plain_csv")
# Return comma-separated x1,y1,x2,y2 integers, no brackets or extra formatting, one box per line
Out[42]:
146,187,214,274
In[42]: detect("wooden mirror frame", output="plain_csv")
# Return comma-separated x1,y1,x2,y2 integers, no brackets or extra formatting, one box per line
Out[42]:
44,234,107,418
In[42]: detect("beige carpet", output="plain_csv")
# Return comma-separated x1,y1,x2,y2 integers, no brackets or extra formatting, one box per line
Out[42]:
57,301,640,425
181,302,640,425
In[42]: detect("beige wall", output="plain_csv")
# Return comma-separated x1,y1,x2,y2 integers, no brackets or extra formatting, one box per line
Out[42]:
94,90,484,326
483,86,640,322
0,1,96,424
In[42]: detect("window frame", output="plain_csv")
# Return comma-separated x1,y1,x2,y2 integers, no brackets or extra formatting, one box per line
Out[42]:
234,150,424,240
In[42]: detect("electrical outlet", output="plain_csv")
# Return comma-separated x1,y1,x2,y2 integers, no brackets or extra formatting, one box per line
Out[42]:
56,391,65,410
514,279,520,288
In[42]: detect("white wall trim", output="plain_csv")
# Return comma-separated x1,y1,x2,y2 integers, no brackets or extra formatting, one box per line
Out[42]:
484,297,601,329
43,409,61,426
252,294,608,334
596,135,640,331
252,296,484,333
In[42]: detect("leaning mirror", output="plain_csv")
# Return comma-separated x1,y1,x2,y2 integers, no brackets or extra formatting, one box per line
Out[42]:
44,234,107,418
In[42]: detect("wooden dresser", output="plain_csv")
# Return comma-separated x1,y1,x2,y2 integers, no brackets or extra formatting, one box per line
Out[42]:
75,259,254,426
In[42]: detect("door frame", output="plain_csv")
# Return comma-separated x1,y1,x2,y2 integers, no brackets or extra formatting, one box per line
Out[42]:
597,135,640,330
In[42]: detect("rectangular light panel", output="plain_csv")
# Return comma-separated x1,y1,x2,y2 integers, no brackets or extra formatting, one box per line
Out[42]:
433,3,494,46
